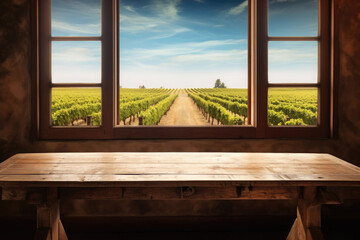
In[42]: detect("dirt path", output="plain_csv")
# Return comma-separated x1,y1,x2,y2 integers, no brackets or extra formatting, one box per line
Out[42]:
158,91,211,126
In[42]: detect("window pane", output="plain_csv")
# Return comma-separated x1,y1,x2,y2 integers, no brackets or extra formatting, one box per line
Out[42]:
51,88,101,126
268,88,318,126
268,0,318,37
51,0,101,36
52,41,101,83
268,41,318,84
119,0,248,126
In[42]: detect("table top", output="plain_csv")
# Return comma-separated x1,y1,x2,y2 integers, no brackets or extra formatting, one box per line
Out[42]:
1,152,360,187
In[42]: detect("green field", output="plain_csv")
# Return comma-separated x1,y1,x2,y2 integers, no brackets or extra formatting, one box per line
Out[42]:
51,88,317,126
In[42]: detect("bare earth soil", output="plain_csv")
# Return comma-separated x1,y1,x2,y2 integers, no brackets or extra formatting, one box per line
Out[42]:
158,93,211,126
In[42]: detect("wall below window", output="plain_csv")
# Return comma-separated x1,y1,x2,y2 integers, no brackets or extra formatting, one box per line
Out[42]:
0,0,360,237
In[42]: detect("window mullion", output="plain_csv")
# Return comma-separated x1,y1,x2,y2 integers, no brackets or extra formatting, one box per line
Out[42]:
101,0,115,137
247,0,252,125
319,0,331,137
256,0,268,138
39,0,52,139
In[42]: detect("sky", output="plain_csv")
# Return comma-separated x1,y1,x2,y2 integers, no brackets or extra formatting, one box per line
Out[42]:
51,0,318,88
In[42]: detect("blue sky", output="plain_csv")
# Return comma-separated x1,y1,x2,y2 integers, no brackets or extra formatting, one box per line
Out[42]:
51,0,318,88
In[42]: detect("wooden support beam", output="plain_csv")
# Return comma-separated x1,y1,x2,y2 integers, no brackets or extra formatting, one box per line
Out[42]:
287,187,342,240
58,186,299,200
1,187,46,204
287,193,323,239
59,220,68,240
325,187,360,200
293,199,324,240
318,187,341,204
36,188,68,240
1,187,27,200
288,218,305,240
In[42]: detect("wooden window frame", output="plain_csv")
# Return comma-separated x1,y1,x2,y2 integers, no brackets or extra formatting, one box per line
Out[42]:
37,0,114,139
256,0,331,138
33,0,332,140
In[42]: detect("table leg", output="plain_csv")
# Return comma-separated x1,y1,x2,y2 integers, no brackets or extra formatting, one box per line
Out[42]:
287,199,324,240
287,187,341,240
35,188,68,240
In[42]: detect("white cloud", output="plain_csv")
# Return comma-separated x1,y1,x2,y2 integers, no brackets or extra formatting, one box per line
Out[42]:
268,69,317,83
270,0,296,3
119,1,189,38
54,0,101,16
171,49,247,63
120,14,166,32
269,48,316,63
150,0,181,20
268,47,317,83
123,5,136,13
123,39,245,59
52,46,99,63
148,27,190,40
52,46,101,83
52,20,100,35
191,39,245,48
228,1,248,15
120,13,190,37
52,0,101,35
52,67,101,84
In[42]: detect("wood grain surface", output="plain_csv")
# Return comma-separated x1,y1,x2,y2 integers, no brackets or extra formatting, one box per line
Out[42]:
1,153,360,187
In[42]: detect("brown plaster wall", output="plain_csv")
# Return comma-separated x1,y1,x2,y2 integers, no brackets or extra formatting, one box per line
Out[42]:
0,0,31,160
336,0,360,166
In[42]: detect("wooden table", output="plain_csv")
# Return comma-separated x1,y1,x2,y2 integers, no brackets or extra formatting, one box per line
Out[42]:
1,152,360,240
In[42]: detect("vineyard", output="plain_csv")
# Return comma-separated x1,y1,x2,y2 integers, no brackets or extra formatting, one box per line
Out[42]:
187,88,317,126
51,88,317,126
52,88,102,126
119,88,176,125
51,88,177,126
268,88,317,126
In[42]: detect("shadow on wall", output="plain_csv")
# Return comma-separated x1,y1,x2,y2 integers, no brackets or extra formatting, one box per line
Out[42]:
0,0,31,161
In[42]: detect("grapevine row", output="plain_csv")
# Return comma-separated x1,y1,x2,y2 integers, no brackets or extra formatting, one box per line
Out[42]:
119,94,170,125
269,104,317,125
52,102,101,126
197,93,248,122
188,92,242,125
138,94,178,125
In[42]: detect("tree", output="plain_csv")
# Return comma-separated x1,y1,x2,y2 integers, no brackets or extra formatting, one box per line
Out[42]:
214,79,226,88
139,85,146,89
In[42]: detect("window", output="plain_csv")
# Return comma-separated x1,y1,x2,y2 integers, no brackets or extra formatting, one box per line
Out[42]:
256,0,331,138
35,0,331,139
